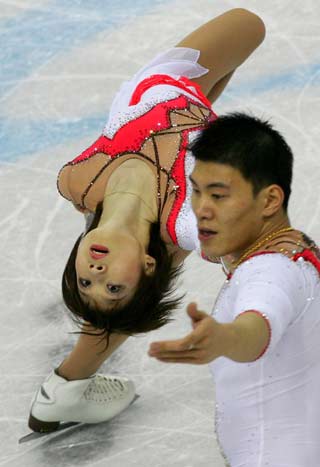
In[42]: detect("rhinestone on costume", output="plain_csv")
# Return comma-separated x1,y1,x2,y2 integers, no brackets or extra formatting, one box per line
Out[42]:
103,91,179,138
59,88,214,253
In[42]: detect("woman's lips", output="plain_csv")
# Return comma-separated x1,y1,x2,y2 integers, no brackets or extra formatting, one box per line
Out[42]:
198,229,217,242
89,244,109,259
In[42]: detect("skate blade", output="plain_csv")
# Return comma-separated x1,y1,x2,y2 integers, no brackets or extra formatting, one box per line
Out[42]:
19,421,80,444
19,393,140,444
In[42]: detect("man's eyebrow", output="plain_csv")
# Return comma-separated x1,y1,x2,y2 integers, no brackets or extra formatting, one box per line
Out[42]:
189,175,230,190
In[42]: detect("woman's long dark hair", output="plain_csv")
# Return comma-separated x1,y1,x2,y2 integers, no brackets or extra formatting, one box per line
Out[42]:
62,202,185,340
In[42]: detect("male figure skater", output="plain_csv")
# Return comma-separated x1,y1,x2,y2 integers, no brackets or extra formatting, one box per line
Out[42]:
149,113,320,466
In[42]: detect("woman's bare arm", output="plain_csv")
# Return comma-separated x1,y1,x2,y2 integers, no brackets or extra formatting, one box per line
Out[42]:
58,326,129,380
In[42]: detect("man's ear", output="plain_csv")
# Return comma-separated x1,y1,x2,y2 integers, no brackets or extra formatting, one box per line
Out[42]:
260,184,285,217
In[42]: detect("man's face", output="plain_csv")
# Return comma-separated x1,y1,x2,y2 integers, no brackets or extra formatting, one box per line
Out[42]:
190,160,266,260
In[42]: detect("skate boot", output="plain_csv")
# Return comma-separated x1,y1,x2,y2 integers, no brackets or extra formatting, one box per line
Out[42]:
29,370,136,433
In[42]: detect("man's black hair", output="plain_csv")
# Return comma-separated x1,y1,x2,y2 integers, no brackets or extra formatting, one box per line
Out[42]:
190,112,293,211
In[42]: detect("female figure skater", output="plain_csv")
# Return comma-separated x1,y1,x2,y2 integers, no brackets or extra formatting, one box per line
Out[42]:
29,8,265,433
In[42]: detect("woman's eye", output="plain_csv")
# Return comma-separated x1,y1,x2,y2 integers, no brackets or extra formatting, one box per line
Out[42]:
211,194,224,200
107,284,122,294
79,278,91,288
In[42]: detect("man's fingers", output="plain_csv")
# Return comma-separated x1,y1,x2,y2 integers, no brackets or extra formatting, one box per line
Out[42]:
187,302,208,321
149,333,200,353
153,348,209,364
150,349,201,359
149,340,191,353
149,309,213,355
155,357,201,365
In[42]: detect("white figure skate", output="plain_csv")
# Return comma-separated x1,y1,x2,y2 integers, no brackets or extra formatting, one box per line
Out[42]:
20,370,137,442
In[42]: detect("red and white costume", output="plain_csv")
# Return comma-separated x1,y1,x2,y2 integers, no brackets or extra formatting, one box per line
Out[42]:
211,232,320,466
57,48,216,253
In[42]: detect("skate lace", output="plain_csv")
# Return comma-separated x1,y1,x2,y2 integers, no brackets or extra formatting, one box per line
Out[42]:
83,375,127,403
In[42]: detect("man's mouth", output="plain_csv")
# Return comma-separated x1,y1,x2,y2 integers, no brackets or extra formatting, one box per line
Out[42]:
89,244,109,259
198,229,217,241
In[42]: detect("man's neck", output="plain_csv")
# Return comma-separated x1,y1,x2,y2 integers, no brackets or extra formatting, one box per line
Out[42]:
224,216,292,273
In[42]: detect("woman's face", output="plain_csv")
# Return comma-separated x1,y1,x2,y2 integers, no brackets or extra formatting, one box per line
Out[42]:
75,227,148,310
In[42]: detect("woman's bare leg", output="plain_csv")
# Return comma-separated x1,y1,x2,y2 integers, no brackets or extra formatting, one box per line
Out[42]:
176,8,265,101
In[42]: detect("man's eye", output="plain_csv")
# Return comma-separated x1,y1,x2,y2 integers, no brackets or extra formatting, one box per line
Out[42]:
79,278,91,288
107,284,122,294
211,194,224,200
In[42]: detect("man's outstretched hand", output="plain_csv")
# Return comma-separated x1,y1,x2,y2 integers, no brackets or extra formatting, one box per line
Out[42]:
148,303,226,364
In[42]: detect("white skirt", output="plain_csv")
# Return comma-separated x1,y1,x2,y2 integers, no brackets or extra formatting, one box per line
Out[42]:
106,47,209,125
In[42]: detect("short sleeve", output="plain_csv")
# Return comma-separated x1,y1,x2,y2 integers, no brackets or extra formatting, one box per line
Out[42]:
231,254,307,355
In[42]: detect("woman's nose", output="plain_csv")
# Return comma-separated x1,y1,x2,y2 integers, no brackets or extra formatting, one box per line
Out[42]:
89,263,107,274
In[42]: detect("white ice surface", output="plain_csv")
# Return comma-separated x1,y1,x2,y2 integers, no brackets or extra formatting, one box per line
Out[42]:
1,1,319,466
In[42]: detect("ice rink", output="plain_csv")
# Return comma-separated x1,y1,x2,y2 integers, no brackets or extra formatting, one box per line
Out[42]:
1,1,319,466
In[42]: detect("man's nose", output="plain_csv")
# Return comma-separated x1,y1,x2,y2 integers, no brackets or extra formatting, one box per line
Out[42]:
89,263,107,274
194,198,213,220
